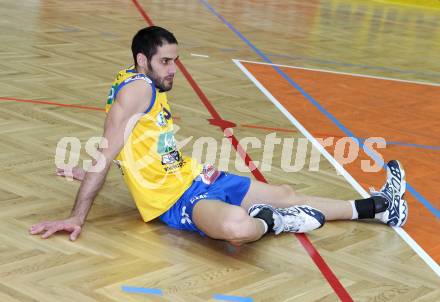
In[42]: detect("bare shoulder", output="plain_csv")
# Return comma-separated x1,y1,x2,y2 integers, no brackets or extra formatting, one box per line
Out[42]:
115,79,153,113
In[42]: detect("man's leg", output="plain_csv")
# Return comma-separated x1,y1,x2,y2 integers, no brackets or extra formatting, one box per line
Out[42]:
241,181,353,221
192,199,267,245
241,160,408,227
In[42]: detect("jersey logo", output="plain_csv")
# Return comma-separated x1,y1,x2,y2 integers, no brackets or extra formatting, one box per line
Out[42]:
157,131,177,154
156,111,167,127
180,206,192,225
157,131,184,169
156,105,172,127
163,106,171,120
161,150,181,165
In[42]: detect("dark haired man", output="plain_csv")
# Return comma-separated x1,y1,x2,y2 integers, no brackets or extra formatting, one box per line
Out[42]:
30,26,408,245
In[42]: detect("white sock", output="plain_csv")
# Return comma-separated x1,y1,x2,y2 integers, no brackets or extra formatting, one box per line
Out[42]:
349,200,358,220
256,218,268,234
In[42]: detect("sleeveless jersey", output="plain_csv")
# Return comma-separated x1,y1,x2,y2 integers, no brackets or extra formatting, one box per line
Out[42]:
106,66,202,222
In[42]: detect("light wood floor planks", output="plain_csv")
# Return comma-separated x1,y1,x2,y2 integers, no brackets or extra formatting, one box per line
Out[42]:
1,0,439,301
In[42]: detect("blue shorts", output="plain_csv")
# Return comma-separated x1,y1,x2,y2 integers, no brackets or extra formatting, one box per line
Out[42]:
159,172,251,235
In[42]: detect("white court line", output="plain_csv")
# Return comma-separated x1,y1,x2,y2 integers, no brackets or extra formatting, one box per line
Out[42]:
232,58,440,278
237,59,440,87
191,53,210,58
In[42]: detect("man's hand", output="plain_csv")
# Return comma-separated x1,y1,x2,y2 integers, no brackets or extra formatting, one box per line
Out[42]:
31,79,151,241
56,166,86,182
29,216,83,241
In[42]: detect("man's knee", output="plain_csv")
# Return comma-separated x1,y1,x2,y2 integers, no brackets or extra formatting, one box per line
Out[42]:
279,184,296,198
221,208,253,241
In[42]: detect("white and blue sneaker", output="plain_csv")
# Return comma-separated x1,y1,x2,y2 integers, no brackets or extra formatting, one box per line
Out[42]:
370,160,408,227
248,204,325,234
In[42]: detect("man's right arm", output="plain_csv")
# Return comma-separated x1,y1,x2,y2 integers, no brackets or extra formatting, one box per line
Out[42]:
29,80,152,241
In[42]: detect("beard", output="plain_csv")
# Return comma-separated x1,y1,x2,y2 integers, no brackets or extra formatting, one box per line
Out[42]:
146,63,173,92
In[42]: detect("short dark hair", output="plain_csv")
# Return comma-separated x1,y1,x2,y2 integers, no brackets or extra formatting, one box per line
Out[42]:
131,26,178,67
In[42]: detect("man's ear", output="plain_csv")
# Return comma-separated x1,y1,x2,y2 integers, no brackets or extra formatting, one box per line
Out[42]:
136,53,148,68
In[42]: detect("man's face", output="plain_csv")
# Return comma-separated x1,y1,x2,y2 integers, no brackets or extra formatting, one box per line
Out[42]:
146,43,178,92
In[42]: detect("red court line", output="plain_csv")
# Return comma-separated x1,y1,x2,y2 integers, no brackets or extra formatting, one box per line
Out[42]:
0,95,422,151
240,123,350,139
240,123,298,133
0,96,350,139
0,97,105,111
0,96,352,141
130,0,353,300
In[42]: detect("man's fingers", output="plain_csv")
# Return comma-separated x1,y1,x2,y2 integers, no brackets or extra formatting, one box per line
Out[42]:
41,224,66,239
69,226,82,241
41,228,57,239
30,220,82,240
57,167,83,181
29,222,48,234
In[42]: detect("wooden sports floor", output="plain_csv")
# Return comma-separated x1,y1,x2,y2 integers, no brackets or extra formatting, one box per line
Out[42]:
0,0,439,301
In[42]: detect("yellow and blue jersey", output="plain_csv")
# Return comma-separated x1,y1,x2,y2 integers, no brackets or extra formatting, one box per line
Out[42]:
106,66,202,222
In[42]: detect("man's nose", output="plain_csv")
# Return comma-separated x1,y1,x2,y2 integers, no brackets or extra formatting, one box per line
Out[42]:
169,62,177,75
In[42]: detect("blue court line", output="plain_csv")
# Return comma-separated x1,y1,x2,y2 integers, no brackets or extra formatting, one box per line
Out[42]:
213,294,254,302
121,286,253,301
121,286,163,295
384,141,440,150
205,46,440,79
358,138,440,151
200,0,440,219
333,137,440,151
265,52,440,79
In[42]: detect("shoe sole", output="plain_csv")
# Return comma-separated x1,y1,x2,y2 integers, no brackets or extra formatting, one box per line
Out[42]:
387,160,408,227
276,206,325,233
